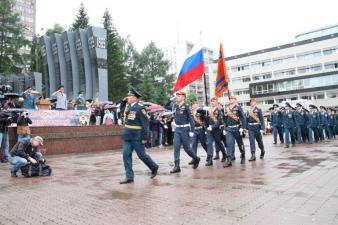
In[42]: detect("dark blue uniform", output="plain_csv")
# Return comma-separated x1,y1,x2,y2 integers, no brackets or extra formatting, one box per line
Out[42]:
306,111,320,144
328,113,336,139
191,108,207,155
206,108,226,159
224,105,247,164
294,109,308,144
319,111,331,140
271,110,284,144
247,106,265,157
282,110,296,147
122,102,158,180
173,103,197,161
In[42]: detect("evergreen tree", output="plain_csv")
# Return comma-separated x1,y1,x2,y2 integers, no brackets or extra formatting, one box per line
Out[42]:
137,42,174,104
0,0,29,74
102,8,128,102
71,2,89,30
45,24,65,36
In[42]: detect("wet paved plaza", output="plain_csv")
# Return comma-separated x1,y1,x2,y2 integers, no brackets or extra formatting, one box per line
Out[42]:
1,135,338,225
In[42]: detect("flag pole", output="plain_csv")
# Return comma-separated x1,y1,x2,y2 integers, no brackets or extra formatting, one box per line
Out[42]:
203,73,208,106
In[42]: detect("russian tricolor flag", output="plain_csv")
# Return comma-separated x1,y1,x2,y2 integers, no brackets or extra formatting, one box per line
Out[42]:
173,47,205,92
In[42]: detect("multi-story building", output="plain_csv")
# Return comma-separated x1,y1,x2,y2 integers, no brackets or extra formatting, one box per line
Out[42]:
209,24,338,110
163,41,216,105
13,0,36,52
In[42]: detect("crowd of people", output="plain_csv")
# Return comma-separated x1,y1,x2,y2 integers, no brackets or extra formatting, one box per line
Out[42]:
2,84,337,179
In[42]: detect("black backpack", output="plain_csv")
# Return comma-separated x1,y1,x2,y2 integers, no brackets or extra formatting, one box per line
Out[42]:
21,162,52,177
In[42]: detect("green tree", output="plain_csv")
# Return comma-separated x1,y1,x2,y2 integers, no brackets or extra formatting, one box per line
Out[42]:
136,42,174,104
71,2,89,30
186,90,197,105
45,24,65,36
102,8,128,102
123,36,141,88
0,0,29,74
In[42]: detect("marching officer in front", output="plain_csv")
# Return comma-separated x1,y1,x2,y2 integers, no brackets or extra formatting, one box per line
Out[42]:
223,95,247,167
271,104,284,144
247,98,265,161
205,96,227,166
170,91,200,173
283,102,296,148
295,103,308,144
119,88,159,184
190,100,207,164
307,104,320,144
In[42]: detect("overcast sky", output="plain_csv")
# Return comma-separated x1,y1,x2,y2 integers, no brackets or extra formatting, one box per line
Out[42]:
37,0,338,57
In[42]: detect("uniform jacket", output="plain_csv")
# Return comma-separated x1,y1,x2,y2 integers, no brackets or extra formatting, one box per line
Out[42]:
294,109,307,126
123,102,149,141
282,110,296,128
174,103,195,132
224,105,247,129
247,106,265,130
306,111,320,128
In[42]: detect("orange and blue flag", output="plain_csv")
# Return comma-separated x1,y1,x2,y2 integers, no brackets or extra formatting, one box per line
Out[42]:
215,43,229,97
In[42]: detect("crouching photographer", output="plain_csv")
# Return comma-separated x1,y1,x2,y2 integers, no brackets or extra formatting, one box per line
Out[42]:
17,111,32,141
8,136,51,177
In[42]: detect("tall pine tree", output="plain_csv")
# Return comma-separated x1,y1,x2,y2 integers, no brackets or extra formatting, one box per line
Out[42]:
137,42,174,104
0,0,29,74
71,2,89,30
102,8,128,102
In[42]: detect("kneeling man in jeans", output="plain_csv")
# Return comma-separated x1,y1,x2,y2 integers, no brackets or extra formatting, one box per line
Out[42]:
9,136,44,177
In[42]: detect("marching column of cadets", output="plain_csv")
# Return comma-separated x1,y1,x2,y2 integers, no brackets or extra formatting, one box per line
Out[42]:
117,87,338,184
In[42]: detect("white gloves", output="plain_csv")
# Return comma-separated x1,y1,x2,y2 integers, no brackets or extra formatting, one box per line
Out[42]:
117,119,122,125
260,130,264,135
171,121,176,128
239,128,243,134
189,132,194,137
164,125,168,129
207,126,212,131
222,129,226,136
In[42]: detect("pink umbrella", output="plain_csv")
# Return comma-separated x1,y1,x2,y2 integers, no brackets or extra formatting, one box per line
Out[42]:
147,104,164,111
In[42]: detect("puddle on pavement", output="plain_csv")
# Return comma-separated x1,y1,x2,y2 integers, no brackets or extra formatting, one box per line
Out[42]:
110,190,134,200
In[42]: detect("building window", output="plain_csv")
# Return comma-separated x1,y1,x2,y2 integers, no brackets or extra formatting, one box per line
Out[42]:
301,96,312,100
323,47,337,56
231,64,249,72
272,58,283,65
313,94,325,99
327,92,337,98
324,61,338,70
297,64,322,74
251,59,271,68
296,50,321,60
265,99,274,104
274,68,296,78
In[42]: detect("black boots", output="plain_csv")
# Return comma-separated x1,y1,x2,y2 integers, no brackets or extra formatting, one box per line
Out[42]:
260,148,265,159
248,155,256,161
120,178,134,184
223,157,232,167
192,157,201,169
213,152,220,160
188,159,194,165
150,165,159,179
170,160,181,173
240,145,245,164
221,153,226,162
205,155,213,166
